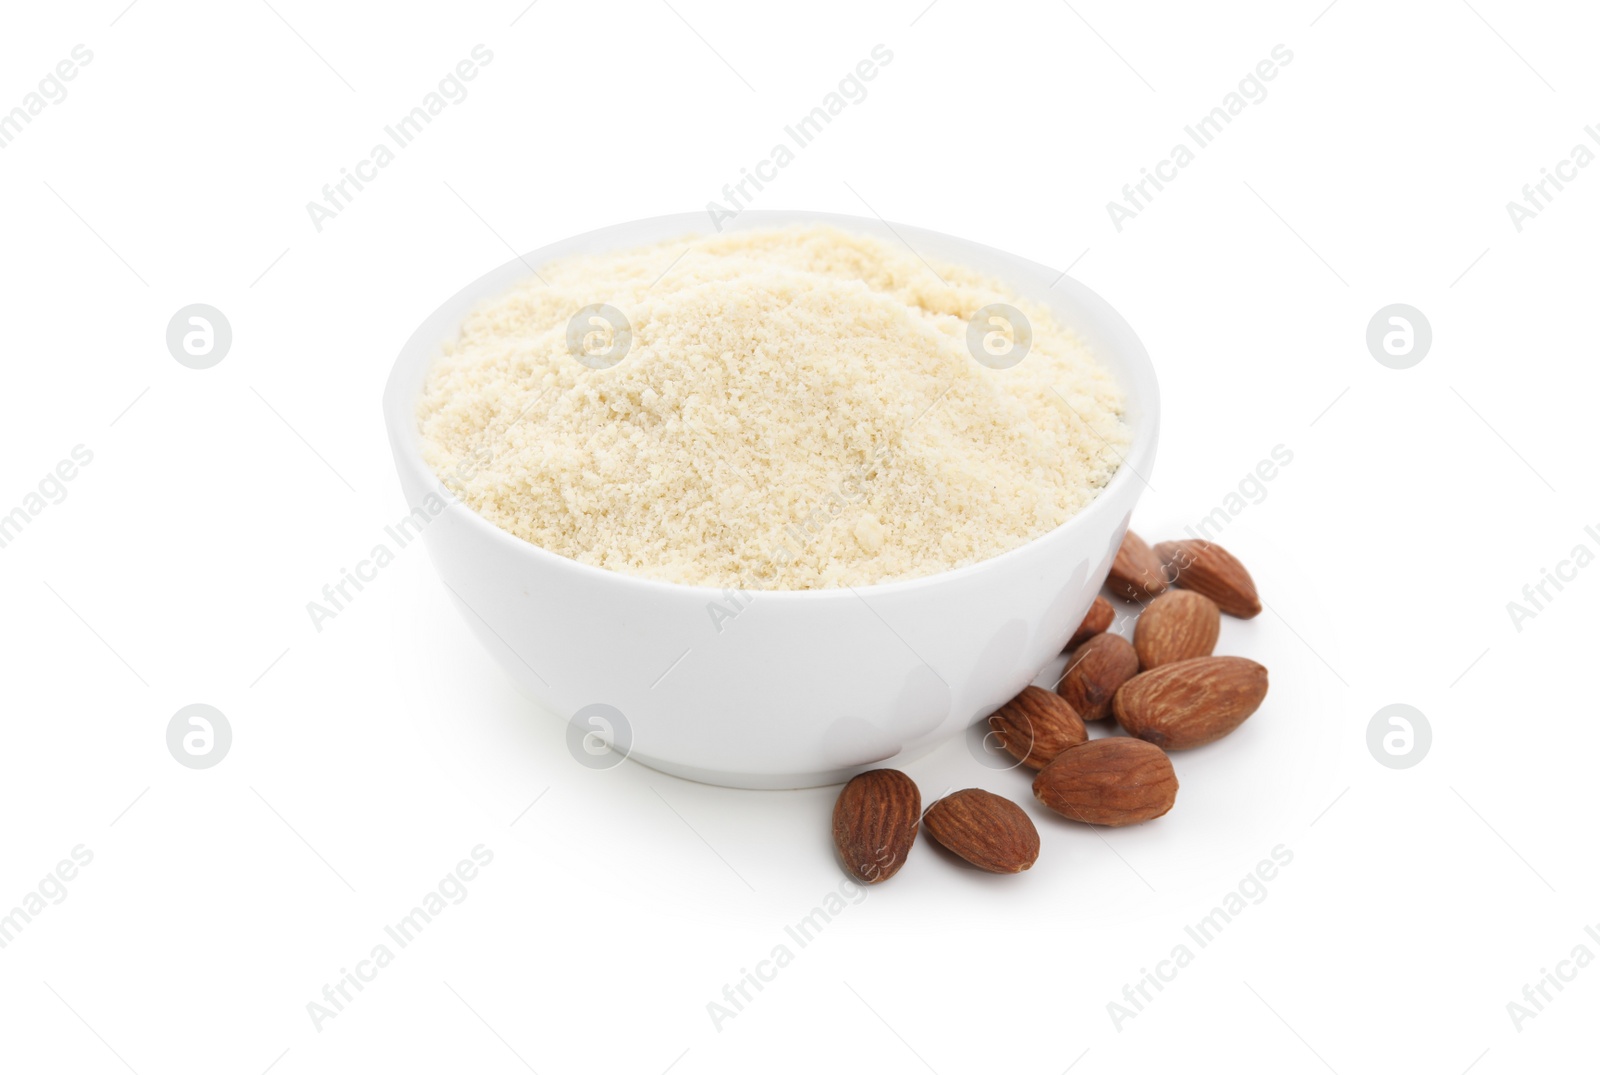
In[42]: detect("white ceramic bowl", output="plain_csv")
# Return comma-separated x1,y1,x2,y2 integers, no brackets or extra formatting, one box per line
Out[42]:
383,210,1158,788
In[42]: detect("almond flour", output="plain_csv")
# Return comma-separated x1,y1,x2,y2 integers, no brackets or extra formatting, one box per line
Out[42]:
416,224,1128,589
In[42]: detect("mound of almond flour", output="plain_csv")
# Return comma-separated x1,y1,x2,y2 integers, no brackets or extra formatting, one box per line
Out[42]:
416,225,1128,590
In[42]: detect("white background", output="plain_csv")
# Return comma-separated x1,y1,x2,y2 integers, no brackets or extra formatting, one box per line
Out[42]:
2,0,1596,1072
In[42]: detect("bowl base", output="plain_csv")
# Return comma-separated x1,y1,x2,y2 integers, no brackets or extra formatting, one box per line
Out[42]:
625,750,864,790
625,737,948,791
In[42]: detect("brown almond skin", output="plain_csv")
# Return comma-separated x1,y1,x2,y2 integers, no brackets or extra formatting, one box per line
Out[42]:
1113,656,1268,750
1107,530,1169,601
1154,540,1261,619
1134,590,1221,669
1033,738,1177,826
1066,595,1114,650
1058,632,1139,721
922,789,1040,873
832,770,920,884
988,686,1088,770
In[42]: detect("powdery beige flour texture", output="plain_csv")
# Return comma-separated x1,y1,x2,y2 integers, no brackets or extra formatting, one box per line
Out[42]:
417,225,1129,590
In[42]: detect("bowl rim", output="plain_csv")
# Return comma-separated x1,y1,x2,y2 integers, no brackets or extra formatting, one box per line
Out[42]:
383,208,1159,602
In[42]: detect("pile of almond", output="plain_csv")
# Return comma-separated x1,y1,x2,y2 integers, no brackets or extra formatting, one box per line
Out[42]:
832,534,1268,881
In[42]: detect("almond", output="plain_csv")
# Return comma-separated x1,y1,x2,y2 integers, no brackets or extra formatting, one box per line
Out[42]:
1033,738,1178,826
922,788,1040,873
1058,632,1139,721
1066,595,1114,650
988,686,1088,770
1133,590,1221,669
1107,529,1168,601
832,769,920,884
1153,540,1261,619
1113,656,1268,750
